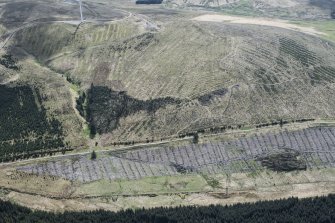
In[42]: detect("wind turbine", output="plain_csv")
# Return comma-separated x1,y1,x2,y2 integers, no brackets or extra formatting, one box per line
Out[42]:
78,0,84,22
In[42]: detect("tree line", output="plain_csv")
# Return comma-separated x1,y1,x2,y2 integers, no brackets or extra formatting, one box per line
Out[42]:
0,194,334,223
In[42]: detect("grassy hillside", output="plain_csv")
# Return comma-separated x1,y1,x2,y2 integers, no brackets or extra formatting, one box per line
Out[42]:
2,0,335,147
0,0,127,29
12,17,335,144
167,0,335,19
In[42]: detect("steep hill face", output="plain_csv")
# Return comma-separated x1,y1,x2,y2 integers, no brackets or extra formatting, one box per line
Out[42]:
12,17,335,144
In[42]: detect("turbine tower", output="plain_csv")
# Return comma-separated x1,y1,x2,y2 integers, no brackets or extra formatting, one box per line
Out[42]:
79,0,84,22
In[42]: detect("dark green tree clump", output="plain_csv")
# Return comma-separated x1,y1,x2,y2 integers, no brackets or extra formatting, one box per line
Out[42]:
136,0,163,4
197,88,227,106
0,195,334,223
259,150,307,172
0,54,19,70
193,133,199,144
78,86,181,136
91,150,97,160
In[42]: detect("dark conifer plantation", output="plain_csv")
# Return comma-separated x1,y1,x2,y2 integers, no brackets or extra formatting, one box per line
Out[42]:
0,85,64,162
0,195,334,223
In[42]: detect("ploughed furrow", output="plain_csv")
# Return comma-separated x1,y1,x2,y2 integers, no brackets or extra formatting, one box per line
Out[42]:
279,37,321,67
17,126,335,182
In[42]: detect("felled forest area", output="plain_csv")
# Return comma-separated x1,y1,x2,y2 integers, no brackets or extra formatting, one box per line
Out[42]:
0,85,65,162
1,195,334,223
18,127,335,182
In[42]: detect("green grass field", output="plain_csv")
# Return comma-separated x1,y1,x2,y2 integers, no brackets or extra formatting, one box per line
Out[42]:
75,174,211,197
290,20,335,43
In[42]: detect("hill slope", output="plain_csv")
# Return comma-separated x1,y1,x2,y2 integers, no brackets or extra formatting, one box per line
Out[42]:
1,0,335,146
12,17,335,144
